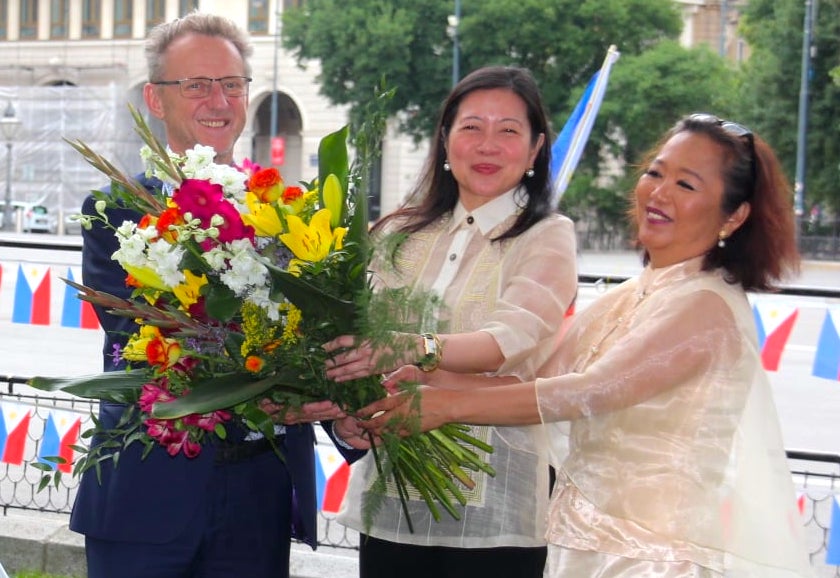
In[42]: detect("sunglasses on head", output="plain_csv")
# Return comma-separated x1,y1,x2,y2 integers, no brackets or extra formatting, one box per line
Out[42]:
687,113,757,190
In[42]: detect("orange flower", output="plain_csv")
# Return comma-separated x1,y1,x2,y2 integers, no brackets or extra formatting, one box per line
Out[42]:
282,186,304,204
156,207,184,242
244,355,265,373
146,333,182,370
248,168,283,203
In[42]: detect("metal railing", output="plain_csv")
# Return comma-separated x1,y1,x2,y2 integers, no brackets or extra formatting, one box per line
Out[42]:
0,377,360,551
2,376,840,571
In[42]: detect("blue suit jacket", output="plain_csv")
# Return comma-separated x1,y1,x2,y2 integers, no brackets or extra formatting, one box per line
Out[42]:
70,180,364,547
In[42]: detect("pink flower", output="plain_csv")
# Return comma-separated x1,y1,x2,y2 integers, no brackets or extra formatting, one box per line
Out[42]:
144,418,202,458
138,380,175,413
173,179,225,222
183,410,232,432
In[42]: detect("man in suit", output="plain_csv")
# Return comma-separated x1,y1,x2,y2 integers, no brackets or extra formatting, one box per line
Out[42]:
73,12,363,578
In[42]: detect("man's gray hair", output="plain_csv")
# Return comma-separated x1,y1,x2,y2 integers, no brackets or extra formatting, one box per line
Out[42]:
145,11,254,81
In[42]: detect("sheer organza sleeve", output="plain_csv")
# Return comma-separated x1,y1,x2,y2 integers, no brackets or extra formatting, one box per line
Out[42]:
536,288,739,422
484,215,577,379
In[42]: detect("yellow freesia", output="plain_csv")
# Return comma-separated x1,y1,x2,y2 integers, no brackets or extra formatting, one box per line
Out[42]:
241,191,285,237
122,324,159,362
279,209,346,263
172,269,208,308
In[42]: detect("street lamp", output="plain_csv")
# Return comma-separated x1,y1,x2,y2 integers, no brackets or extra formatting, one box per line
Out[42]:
1,100,22,232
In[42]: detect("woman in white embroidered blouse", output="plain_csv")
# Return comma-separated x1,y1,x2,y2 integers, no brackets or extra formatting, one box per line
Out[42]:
359,114,813,577
323,66,578,578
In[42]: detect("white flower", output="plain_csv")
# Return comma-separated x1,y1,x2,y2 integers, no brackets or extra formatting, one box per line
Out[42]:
202,245,230,272
182,145,216,175
112,231,148,269
220,239,268,296
146,241,186,287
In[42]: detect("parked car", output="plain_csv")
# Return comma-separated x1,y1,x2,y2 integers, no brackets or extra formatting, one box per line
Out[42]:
0,201,58,233
63,207,84,235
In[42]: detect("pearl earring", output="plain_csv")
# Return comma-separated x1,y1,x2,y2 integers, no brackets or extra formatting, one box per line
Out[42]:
443,160,451,172
717,231,727,248
525,168,535,178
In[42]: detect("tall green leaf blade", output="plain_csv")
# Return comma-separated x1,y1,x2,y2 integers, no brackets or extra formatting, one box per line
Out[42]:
28,370,149,402
318,125,349,223
151,367,307,419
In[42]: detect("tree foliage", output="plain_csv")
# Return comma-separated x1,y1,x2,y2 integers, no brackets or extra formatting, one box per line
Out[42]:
737,0,840,217
283,0,840,242
283,0,681,141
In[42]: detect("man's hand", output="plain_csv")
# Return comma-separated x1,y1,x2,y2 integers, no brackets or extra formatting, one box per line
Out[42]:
332,415,375,449
259,399,346,425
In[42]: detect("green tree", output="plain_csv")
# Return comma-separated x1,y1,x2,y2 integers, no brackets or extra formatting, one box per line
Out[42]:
738,0,840,217
282,0,681,141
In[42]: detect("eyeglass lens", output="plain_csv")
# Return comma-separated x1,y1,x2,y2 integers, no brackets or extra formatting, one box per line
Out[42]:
179,77,250,98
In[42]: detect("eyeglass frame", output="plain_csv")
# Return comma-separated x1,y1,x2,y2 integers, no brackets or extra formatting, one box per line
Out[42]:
686,113,757,191
150,76,253,99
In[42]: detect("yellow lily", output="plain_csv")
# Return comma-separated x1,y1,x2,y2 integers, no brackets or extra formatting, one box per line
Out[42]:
279,208,346,263
172,269,208,308
241,191,286,237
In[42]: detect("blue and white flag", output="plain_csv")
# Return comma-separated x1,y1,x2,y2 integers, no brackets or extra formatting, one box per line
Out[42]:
550,45,620,203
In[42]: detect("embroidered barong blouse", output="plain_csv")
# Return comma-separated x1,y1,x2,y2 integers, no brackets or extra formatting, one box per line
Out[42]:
338,189,578,547
536,257,812,577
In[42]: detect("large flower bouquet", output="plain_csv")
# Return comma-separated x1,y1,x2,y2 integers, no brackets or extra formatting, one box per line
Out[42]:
29,103,493,531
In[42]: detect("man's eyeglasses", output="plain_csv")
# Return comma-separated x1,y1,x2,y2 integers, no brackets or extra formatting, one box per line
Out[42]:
151,76,252,99
688,113,756,187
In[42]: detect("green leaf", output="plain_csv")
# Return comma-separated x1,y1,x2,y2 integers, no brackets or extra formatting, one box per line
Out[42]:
150,366,308,419
28,370,148,401
204,282,239,321
265,263,356,333
318,125,349,222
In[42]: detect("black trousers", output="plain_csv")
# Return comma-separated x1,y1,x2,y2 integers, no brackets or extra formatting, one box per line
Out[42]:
358,534,547,578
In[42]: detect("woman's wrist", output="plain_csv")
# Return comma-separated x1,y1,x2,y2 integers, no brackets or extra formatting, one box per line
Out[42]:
414,333,443,372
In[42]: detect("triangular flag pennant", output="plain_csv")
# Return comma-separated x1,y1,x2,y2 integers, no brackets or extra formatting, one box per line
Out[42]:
796,492,807,517
550,45,620,204
826,496,840,564
752,302,798,371
314,443,350,513
812,308,840,381
38,409,82,473
0,401,32,465
12,263,51,325
60,267,100,329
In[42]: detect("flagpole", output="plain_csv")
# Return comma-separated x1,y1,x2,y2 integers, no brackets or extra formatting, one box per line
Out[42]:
550,45,620,204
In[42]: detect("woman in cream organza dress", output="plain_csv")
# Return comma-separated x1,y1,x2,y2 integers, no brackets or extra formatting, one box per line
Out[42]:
359,114,814,577
323,66,577,578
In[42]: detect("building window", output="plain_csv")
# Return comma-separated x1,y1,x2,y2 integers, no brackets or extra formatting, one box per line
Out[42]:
179,0,198,16
82,0,101,38
146,0,165,33
51,0,69,38
114,0,133,38
20,0,38,38
248,0,268,35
